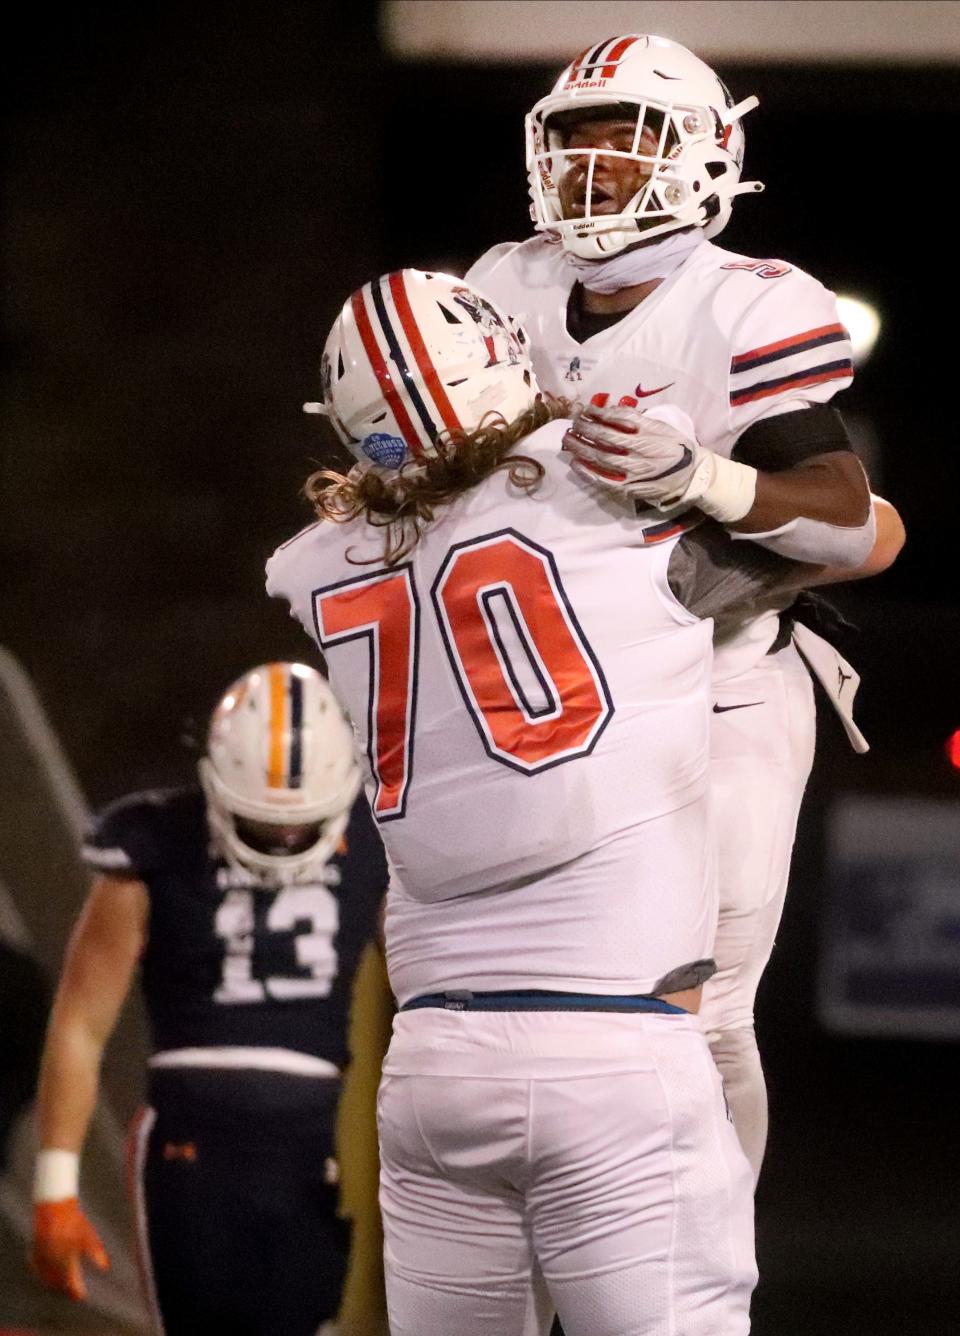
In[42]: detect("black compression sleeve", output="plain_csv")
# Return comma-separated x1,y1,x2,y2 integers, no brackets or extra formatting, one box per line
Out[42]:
731,405,852,473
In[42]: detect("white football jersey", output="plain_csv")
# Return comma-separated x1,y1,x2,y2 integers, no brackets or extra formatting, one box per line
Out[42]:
267,421,716,1003
466,237,855,678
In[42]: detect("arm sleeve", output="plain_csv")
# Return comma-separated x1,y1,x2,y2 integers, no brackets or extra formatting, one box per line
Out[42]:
727,403,876,568
726,270,854,441
732,404,853,471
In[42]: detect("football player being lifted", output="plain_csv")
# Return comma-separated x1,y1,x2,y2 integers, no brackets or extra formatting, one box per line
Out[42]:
264,265,886,1335
30,663,387,1336
466,33,905,1181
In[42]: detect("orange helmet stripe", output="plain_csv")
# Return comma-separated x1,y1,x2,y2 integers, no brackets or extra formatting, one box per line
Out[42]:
267,663,288,789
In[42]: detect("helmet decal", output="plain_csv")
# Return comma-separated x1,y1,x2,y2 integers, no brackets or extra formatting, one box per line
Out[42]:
361,431,408,468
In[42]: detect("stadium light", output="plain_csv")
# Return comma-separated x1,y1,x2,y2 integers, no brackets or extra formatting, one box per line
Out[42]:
945,729,960,771
836,295,881,368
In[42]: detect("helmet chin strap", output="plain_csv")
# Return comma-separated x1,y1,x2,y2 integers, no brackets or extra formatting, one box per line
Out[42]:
561,227,705,294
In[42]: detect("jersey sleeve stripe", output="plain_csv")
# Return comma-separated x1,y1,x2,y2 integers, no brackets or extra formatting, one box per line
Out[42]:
643,520,687,545
730,361,853,407
82,844,134,870
638,511,703,545
730,323,847,372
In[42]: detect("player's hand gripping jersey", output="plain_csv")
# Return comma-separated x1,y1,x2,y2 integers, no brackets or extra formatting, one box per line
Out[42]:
268,420,716,1005
466,236,855,676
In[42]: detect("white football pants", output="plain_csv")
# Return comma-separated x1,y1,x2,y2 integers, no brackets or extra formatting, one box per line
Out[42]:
700,641,816,1178
378,1008,756,1336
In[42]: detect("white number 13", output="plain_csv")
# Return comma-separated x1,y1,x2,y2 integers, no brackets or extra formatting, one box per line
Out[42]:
214,886,340,1004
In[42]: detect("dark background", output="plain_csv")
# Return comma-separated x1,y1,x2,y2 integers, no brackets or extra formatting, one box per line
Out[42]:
2,3,958,1331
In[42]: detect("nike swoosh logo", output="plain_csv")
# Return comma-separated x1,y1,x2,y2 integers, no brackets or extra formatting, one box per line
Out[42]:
713,701,764,713
634,382,675,398
648,445,693,480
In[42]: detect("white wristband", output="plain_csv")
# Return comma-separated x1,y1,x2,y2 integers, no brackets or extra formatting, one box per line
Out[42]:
33,1149,80,1203
683,451,757,523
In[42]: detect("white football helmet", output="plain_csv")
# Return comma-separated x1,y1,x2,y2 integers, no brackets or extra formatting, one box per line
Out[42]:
317,269,540,469
198,662,361,881
526,34,763,258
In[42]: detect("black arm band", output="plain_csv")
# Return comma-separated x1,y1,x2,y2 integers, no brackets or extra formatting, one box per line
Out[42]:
731,405,852,473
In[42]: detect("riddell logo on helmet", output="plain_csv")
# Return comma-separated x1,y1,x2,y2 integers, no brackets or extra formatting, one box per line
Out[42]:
565,78,611,90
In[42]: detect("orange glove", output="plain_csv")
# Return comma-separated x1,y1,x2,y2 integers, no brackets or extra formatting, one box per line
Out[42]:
31,1198,110,1301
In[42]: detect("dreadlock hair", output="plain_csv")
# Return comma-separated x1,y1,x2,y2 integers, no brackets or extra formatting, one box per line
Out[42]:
304,395,571,566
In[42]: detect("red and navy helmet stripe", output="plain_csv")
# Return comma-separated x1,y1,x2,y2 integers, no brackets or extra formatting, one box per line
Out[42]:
567,34,639,82
598,35,640,78
730,360,853,407
567,45,594,81
369,277,439,450
350,288,426,457
387,272,462,435
731,323,848,374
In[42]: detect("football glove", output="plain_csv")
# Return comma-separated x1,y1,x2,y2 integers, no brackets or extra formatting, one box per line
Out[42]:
31,1198,110,1301
562,396,757,523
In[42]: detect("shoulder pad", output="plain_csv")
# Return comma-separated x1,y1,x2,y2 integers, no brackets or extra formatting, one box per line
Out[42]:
464,240,524,288
465,236,561,290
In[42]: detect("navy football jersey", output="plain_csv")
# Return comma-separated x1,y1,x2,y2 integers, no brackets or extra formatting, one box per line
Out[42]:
82,787,387,1066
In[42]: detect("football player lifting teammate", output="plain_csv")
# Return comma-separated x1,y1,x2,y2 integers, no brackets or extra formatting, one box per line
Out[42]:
466,33,905,1181
30,663,387,1335
263,264,876,1335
